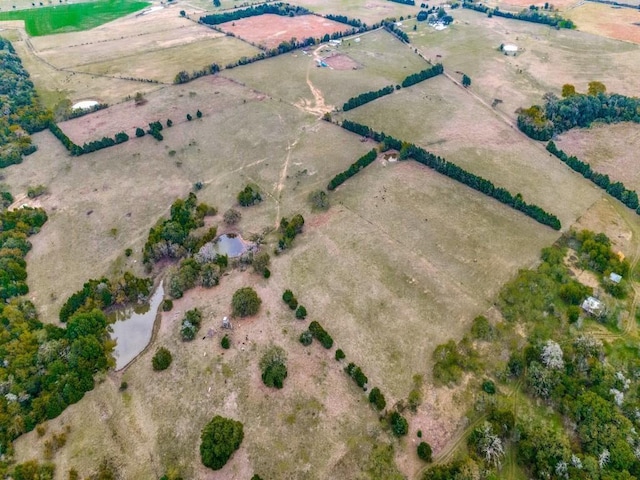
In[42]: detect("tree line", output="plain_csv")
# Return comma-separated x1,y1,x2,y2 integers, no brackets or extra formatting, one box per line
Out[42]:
388,0,415,4
199,2,310,26
383,20,410,43
462,1,575,28
339,64,443,113
0,37,52,168
340,120,561,230
518,90,640,141
327,149,377,190
342,85,395,111
48,122,129,155
546,141,640,213
401,63,443,88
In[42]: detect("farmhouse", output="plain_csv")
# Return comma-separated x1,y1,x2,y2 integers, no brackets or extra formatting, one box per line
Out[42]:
581,296,605,317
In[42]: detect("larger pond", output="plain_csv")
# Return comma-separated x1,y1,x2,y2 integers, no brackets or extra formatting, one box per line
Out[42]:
110,282,164,371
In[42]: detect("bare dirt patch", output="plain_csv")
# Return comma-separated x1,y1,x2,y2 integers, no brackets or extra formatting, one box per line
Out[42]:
323,52,360,70
218,14,347,49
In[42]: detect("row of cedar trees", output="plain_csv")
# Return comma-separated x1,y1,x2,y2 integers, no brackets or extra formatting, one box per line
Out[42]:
342,64,444,111
330,120,561,230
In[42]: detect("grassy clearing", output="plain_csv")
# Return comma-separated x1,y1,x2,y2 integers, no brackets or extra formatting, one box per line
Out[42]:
6,78,372,324
338,74,603,228
0,0,149,36
400,9,640,121
224,28,429,111
74,36,261,83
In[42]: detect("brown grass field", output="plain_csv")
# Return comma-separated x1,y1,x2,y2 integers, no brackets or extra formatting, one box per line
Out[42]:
217,14,348,48
565,3,640,43
555,123,640,193
288,0,419,24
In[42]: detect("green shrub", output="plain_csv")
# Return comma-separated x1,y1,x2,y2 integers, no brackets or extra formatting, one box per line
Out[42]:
389,411,409,437
295,305,307,319
200,416,244,470
125,248,133,257
263,268,271,278
260,346,287,389
162,299,173,312
299,330,313,346
237,184,262,207
417,442,433,462
368,387,387,410
221,335,230,349
470,315,493,340
482,379,496,395
309,321,333,349
335,349,345,361
119,381,128,391
287,297,298,310
282,289,294,303
308,189,330,211
181,308,202,341
417,429,422,438
345,362,368,389
231,287,261,317
152,347,172,371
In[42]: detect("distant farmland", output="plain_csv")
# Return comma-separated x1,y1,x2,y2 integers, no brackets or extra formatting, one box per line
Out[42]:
0,0,149,36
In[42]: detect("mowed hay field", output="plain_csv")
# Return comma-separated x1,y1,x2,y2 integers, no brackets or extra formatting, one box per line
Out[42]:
74,36,260,83
555,123,640,193
224,29,429,112
13,142,559,480
401,9,640,121
338,74,603,228
217,14,348,49
4,78,373,324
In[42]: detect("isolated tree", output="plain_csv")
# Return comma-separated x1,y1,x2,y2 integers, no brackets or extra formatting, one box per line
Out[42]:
135,127,145,138
295,305,307,319
196,109,203,118
587,81,606,96
462,74,471,87
152,347,172,371
417,442,433,462
180,9,186,16
221,335,230,349
223,208,241,225
389,411,409,436
561,84,576,97
134,91,146,106
231,287,261,317
200,416,244,470
308,190,329,211
186,113,193,121
166,119,173,127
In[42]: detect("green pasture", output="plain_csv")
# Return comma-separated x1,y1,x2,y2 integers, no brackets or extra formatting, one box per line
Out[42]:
0,0,149,36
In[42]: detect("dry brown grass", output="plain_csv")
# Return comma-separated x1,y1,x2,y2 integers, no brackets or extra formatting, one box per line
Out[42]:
555,123,640,194
565,3,640,44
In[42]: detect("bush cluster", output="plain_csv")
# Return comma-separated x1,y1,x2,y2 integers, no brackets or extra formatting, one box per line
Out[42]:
152,347,173,371
232,287,261,317
237,184,262,207
309,321,333,349
180,308,203,341
345,362,368,389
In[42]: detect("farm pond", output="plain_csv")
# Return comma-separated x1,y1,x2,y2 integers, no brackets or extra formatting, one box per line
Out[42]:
110,282,164,371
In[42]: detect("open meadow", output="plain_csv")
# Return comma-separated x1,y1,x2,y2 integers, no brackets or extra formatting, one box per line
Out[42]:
11,129,561,480
224,28,430,113
400,9,640,121
288,0,418,25
338,74,603,228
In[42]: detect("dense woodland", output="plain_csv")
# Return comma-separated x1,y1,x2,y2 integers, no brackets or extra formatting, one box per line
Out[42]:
518,90,640,140
340,120,561,230
424,232,639,480
0,38,52,168
546,141,640,214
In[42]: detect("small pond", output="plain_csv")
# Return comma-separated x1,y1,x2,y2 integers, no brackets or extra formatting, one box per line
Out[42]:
72,100,99,110
211,234,247,258
110,282,164,371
